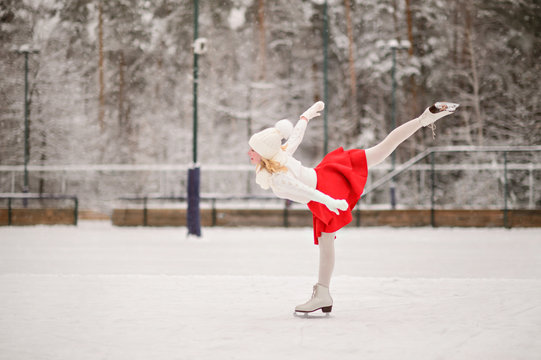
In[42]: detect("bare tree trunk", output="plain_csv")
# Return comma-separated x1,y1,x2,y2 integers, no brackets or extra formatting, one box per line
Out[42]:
155,55,162,104
392,0,399,36
344,0,359,134
257,0,266,81
404,0,422,189
311,62,320,102
404,0,413,57
404,0,418,117
125,103,132,135
39,132,46,194
118,51,125,127
98,0,105,132
37,93,46,195
464,4,483,145
452,0,459,65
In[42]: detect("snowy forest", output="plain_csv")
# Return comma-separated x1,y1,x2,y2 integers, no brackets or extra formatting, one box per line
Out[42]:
1,0,540,210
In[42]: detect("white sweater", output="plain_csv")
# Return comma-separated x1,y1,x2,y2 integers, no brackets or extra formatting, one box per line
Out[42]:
255,120,343,209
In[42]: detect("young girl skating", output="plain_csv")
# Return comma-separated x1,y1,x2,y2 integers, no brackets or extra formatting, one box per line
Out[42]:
248,101,458,314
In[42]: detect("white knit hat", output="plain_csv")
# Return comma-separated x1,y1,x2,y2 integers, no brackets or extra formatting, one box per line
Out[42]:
249,119,293,159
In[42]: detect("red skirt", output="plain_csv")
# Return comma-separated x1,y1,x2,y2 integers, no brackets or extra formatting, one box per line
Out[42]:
307,147,368,244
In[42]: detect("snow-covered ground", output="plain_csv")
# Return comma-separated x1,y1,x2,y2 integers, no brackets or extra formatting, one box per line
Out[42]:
1,223,540,360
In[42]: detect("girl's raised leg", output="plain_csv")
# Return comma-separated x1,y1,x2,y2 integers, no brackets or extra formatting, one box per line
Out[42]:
365,117,422,169
365,104,457,169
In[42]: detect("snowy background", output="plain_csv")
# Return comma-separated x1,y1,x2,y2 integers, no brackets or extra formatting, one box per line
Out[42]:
1,0,540,211
1,223,541,359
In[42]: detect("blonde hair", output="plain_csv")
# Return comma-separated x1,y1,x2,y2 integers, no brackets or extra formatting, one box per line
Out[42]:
256,145,288,174
257,158,287,174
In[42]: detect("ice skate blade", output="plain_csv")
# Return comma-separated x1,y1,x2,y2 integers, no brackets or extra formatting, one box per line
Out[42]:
294,305,332,317
294,311,331,319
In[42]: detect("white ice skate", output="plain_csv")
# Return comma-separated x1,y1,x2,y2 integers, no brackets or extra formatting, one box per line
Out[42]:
417,102,459,138
295,283,333,314
418,102,459,127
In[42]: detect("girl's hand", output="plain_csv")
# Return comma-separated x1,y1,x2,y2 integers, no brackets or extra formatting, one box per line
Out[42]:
301,101,325,122
323,198,349,215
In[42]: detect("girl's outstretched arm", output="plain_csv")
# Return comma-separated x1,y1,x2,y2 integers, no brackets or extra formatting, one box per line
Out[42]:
272,172,348,215
285,101,325,155
284,120,308,155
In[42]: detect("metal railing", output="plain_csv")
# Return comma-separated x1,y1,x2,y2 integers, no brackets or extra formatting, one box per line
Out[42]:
0,193,79,225
360,145,541,228
115,146,540,229
117,194,298,227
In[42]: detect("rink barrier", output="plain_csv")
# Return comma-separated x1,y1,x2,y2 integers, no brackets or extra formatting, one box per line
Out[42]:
360,145,541,229
115,195,292,227
353,209,541,228
0,193,78,226
112,195,541,228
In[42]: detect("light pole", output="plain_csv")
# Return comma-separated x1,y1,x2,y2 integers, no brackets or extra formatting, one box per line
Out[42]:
386,39,410,209
322,0,329,155
14,44,40,195
187,0,207,237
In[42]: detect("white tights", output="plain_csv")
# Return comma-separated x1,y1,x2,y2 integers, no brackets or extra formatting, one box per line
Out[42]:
365,116,422,169
318,117,423,287
318,232,335,287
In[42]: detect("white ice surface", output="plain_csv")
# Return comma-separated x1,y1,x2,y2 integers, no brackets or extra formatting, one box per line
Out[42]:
1,223,540,360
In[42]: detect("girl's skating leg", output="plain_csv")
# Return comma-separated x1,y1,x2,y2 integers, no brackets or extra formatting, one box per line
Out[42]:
318,232,335,287
295,232,335,313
